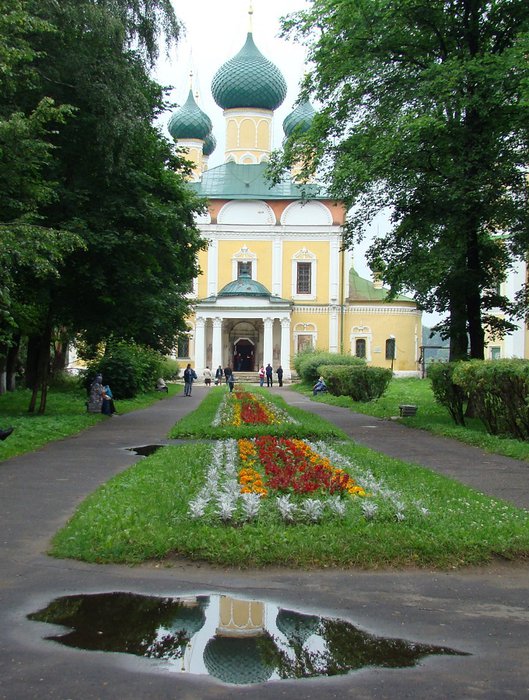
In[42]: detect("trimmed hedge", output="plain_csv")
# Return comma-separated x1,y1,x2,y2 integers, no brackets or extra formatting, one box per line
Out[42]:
321,364,393,402
428,362,467,426
294,350,365,384
453,359,529,440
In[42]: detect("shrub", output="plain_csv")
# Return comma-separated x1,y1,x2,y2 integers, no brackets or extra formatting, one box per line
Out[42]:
322,365,392,402
82,342,164,399
453,359,529,440
428,362,467,426
160,357,180,380
296,350,365,384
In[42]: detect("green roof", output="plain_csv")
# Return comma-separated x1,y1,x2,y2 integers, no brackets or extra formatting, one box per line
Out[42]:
211,32,287,111
218,272,271,297
348,268,415,303
168,89,212,141
189,161,323,200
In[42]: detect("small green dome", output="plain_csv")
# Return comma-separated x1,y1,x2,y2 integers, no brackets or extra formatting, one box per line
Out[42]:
283,100,315,137
211,33,287,111
203,131,217,157
168,89,212,141
217,270,271,298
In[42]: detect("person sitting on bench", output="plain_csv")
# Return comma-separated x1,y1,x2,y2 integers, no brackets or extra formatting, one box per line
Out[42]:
313,377,327,395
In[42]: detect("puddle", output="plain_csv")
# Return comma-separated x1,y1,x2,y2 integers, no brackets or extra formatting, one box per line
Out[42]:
127,445,164,457
28,592,468,685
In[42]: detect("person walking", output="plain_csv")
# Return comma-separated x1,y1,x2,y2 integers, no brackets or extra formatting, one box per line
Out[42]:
183,363,197,396
259,366,265,387
215,365,223,385
276,365,284,387
203,366,212,387
224,365,232,385
228,371,236,393
265,363,273,387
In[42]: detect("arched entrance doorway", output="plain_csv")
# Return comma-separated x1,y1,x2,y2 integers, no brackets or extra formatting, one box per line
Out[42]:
233,338,255,371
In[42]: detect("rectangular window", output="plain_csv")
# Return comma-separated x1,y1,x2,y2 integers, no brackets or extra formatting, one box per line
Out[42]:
296,262,312,294
297,334,313,354
238,261,252,278
355,338,366,358
385,338,396,360
177,337,190,358
490,346,501,360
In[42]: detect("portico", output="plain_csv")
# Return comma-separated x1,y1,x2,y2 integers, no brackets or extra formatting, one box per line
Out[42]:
193,273,292,377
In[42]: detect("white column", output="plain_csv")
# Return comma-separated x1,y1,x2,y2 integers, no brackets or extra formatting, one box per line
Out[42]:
329,237,340,302
194,316,206,372
329,304,339,353
280,316,291,378
263,317,274,366
272,237,283,297
207,236,218,297
212,316,223,369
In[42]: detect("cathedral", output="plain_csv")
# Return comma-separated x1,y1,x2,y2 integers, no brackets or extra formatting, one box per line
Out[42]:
167,14,422,379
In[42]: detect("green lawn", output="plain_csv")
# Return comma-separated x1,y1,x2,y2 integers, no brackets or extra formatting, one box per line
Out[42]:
294,378,529,462
50,437,529,568
0,383,179,462
169,386,346,440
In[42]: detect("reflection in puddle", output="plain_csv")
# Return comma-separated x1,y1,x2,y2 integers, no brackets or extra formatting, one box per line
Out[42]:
28,593,468,685
127,445,164,457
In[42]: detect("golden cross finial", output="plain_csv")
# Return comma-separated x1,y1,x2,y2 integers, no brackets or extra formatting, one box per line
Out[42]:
248,1,253,32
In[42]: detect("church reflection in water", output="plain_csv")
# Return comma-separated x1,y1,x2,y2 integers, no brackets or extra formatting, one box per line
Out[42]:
28,592,468,685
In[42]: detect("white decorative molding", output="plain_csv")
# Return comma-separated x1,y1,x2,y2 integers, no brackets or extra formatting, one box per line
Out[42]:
280,200,333,226
231,245,258,279
217,200,276,226
291,247,317,301
350,325,373,361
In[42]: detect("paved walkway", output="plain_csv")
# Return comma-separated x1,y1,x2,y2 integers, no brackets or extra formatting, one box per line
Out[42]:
0,386,528,699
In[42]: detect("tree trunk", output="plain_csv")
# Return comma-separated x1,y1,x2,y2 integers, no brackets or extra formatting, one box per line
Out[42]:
448,290,468,361
27,327,52,414
6,334,21,391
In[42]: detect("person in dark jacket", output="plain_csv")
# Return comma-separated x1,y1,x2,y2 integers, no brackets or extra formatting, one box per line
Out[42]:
265,363,273,387
183,364,198,396
276,365,284,387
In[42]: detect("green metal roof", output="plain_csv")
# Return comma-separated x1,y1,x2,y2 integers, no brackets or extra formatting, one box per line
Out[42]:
203,131,217,156
168,89,212,141
348,268,415,303
211,32,287,111
283,100,316,137
189,161,324,200
218,271,271,297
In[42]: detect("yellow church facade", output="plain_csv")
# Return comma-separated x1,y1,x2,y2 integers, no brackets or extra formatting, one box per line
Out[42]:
168,24,422,379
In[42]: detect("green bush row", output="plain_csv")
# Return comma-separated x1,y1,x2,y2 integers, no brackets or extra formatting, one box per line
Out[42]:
429,359,529,440
82,342,178,399
321,364,393,402
293,349,365,384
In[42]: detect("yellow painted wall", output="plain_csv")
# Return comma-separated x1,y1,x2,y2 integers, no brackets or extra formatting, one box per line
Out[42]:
282,240,330,301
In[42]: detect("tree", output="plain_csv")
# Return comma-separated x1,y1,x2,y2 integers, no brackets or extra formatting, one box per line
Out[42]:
1,0,205,411
0,0,83,392
274,0,529,360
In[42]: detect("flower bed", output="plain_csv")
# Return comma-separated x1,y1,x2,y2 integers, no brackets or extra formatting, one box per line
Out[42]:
212,387,297,428
188,438,430,526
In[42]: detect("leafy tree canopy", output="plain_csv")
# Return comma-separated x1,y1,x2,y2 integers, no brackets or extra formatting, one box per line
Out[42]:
274,0,529,359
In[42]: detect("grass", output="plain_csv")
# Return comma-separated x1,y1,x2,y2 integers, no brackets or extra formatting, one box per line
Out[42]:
0,382,180,462
169,386,347,440
50,438,529,568
294,378,529,462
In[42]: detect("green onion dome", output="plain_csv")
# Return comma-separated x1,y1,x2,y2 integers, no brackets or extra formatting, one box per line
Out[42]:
203,131,217,157
217,270,271,298
168,89,212,140
283,100,315,137
211,32,287,111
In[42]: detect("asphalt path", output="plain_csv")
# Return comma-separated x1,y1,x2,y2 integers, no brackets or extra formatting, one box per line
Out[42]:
0,385,528,699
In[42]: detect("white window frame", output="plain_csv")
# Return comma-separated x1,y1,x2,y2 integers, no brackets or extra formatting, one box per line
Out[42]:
291,248,317,300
